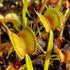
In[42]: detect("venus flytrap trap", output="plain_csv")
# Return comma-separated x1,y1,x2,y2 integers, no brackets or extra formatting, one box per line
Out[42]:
56,9,70,47
0,42,12,57
1,17,46,58
5,13,21,31
54,46,70,70
0,19,46,70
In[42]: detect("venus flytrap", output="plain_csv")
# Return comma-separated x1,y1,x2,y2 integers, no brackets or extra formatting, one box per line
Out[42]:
5,13,21,31
0,15,13,57
56,9,70,46
54,46,70,70
1,20,46,70
0,42,12,57
37,7,63,70
1,19,46,59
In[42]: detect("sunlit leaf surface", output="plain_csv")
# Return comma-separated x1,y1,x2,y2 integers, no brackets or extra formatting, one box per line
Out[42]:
44,31,53,70
22,0,28,27
9,31,26,59
37,12,50,32
25,54,33,70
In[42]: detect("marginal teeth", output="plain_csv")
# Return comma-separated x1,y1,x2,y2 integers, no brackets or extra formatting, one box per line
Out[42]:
18,27,37,55
35,47,41,55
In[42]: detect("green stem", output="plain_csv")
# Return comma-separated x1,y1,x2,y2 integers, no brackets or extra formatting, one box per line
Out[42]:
37,43,46,54
35,26,44,35
64,9,70,24
51,58,60,61
51,55,58,57
56,0,62,10
22,0,28,27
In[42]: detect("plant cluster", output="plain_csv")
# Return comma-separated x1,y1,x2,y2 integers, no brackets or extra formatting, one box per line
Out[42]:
0,0,70,70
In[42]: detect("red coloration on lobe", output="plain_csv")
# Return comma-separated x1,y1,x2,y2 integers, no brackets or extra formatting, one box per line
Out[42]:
44,16,54,29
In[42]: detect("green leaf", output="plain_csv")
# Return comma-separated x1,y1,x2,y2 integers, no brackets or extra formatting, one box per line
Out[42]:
36,12,50,32
22,0,28,27
25,54,33,70
5,13,21,31
44,31,53,70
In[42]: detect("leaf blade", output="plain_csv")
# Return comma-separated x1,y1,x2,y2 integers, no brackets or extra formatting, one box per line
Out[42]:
44,31,53,70
36,12,50,32
25,54,33,70
22,0,28,27
9,31,26,59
